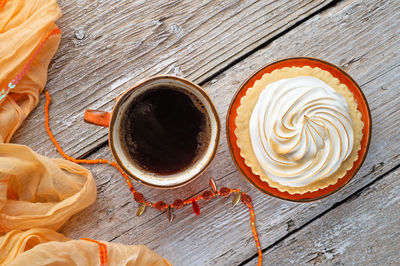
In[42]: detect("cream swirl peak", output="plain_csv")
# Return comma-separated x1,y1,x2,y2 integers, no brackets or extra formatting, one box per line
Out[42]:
249,76,354,187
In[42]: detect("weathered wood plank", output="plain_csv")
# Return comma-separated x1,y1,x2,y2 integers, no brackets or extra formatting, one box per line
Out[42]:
58,0,400,265
12,0,334,157
246,167,400,265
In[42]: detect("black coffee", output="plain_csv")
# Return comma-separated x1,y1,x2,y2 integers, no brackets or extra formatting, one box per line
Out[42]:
120,86,210,175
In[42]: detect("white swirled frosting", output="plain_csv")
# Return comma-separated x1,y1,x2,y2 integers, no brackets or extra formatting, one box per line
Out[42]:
249,76,354,187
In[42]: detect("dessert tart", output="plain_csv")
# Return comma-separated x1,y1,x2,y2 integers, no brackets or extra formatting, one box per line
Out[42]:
234,64,365,195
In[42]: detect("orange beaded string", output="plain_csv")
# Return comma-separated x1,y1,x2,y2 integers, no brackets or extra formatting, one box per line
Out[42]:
44,91,262,266
246,198,262,266
0,0,8,12
45,92,136,193
81,238,108,266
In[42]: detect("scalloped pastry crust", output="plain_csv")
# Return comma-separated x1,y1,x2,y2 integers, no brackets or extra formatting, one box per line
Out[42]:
235,66,364,194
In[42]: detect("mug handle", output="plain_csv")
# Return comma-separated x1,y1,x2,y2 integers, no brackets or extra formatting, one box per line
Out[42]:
84,109,112,127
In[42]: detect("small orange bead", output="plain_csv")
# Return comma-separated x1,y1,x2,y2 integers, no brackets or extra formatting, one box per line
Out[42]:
173,199,184,209
241,193,252,205
219,187,231,197
202,190,213,200
133,192,145,203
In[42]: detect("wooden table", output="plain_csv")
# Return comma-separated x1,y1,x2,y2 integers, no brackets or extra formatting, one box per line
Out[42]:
14,0,400,265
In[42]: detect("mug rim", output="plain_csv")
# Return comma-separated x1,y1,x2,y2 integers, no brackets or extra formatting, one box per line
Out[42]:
108,75,221,189
226,56,372,202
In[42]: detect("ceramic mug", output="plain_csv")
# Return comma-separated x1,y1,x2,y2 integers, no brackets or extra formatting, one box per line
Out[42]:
85,75,221,189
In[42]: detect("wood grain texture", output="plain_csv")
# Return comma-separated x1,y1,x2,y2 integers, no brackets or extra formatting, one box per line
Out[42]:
12,0,333,158
56,0,400,265
246,167,400,265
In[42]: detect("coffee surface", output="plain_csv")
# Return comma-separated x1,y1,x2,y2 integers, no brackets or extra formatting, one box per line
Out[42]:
120,86,210,175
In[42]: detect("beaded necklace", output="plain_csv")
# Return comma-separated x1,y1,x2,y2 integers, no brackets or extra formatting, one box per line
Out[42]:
44,89,262,265
1,0,261,263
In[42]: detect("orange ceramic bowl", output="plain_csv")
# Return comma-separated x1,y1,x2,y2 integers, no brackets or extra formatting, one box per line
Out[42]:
226,57,372,202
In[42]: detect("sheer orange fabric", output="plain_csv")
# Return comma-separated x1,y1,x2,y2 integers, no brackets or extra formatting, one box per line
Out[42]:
1,229,171,266
0,0,171,264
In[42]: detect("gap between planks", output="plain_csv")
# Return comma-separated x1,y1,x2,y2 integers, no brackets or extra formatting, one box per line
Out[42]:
49,0,399,264
240,163,400,266
76,0,343,160
13,0,337,159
